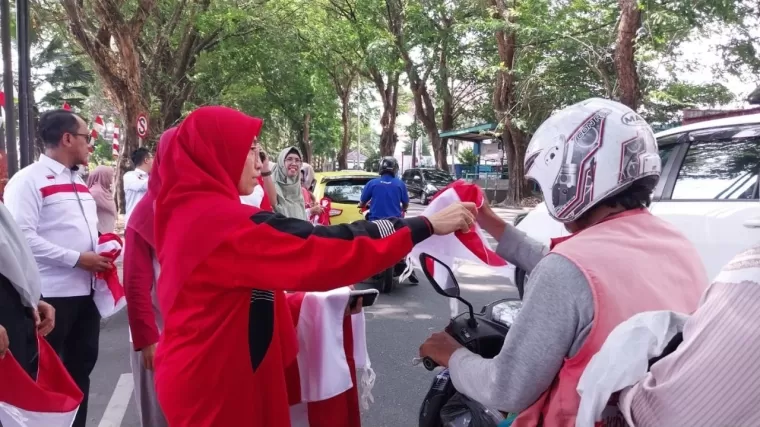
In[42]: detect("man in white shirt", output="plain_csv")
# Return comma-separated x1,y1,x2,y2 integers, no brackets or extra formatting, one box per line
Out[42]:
4,109,111,427
123,147,153,224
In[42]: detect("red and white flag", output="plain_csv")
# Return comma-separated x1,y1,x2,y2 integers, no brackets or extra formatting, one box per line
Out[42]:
112,125,120,158
61,102,70,111
93,233,126,318
0,336,83,427
401,180,509,313
285,289,370,427
90,116,104,139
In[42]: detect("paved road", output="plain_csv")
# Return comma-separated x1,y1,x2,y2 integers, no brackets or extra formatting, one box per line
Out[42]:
85,203,526,427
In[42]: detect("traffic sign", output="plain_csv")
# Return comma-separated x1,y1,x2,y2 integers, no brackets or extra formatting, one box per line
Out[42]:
136,114,149,139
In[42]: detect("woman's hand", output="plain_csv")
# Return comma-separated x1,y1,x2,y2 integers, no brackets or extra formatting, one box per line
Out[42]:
0,325,8,359
427,202,477,235
142,343,157,370
309,204,324,216
345,297,362,316
260,150,271,175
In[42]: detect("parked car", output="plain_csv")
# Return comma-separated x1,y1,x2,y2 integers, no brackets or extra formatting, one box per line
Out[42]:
312,170,377,224
402,168,455,204
509,113,760,294
312,170,414,293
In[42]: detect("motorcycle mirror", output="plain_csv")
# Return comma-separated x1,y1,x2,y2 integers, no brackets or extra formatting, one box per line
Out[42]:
419,253,460,298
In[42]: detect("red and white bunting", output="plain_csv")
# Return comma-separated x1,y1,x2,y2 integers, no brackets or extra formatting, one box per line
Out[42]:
112,125,120,158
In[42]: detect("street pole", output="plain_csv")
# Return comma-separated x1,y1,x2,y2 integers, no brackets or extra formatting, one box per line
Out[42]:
356,90,360,170
16,0,32,167
1,0,17,177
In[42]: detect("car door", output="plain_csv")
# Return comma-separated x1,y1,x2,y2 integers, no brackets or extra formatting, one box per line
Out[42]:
408,170,423,198
650,124,760,280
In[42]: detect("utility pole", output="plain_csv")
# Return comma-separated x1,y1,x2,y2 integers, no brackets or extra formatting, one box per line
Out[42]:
16,0,32,167
1,0,17,178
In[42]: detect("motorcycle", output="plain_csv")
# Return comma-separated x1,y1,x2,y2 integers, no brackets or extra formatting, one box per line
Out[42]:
359,203,417,294
416,252,523,427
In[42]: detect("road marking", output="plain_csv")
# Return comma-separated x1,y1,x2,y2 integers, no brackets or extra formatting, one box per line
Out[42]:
98,373,133,427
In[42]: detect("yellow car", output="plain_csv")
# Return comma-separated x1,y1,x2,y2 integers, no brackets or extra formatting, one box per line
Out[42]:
312,170,378,225
312,170,415,293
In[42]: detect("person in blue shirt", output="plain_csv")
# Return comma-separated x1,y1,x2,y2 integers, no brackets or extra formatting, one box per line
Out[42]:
359,157,409,220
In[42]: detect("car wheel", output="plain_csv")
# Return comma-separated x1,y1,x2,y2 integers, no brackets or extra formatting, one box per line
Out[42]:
514,267,527,300
379,267,394,294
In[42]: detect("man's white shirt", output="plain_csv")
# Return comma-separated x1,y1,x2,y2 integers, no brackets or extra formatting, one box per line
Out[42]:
123,168,149,225
4,155,98,297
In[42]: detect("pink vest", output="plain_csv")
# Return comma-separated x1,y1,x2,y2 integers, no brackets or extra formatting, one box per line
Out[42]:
513,209,708,427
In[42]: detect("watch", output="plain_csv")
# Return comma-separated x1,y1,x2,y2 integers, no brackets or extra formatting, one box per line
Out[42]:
261,170,272,177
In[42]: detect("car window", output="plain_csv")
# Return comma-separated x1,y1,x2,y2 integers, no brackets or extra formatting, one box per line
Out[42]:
422,170,455,185
410,171,422,180
402,170,411,180
657,142,677,167
672,132,760,200
324,178,372,203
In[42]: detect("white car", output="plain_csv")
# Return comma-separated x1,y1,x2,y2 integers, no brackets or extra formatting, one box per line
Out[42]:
509,113,760,294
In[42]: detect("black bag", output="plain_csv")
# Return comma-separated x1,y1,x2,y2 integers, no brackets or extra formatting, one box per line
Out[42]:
439,392,505,427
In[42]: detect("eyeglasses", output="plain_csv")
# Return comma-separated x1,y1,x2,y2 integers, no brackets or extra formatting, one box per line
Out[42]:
285,157,302,164
69,133,90,140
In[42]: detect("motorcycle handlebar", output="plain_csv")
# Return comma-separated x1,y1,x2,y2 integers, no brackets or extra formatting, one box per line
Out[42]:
422,357,439,371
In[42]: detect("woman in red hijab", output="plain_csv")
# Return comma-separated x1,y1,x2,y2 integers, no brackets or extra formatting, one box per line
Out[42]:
123,128,176,427
152,106,474,427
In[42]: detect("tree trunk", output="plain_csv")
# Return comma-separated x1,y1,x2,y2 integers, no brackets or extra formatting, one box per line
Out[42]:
115,93,149,213
615,0,641,110
372,70,400,157
504,126,527,206
490,0,529,206
299,112,313,164
386,0,440,168
338,93,350,170
438,34,453,171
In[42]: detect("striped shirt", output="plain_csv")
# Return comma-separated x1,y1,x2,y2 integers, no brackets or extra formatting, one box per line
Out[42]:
620,244,760,426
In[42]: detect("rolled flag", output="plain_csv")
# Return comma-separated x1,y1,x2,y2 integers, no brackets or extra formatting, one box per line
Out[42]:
312,198,331,225
0,336,83,427
93,233,126,318
112,125,120,158
286,289,370,427
400,180,509,314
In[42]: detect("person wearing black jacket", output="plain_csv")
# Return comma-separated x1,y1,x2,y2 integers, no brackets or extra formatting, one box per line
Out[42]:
0,202,55,379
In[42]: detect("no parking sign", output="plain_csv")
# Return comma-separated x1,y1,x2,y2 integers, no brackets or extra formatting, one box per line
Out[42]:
136,114,149,139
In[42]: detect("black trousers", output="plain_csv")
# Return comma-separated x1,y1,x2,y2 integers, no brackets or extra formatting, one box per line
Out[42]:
0,274,38,379
43,294,101,427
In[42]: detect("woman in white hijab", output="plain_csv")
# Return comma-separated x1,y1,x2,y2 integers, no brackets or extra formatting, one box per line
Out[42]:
0,202,55,378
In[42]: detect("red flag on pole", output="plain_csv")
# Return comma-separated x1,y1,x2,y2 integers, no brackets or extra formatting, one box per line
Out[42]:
62,102,71,111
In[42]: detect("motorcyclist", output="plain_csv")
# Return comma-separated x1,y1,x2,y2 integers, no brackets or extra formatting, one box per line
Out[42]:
359,156,409,220
418,98,710,426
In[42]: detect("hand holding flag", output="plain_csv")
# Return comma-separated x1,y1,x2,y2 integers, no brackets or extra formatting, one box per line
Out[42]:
427,202,477,235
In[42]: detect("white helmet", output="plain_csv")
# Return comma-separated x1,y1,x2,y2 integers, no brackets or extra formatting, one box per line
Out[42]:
524,98,660,223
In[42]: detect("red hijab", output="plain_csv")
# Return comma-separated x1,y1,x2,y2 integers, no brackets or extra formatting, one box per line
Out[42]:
127,127,177,247
154,106,263,315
